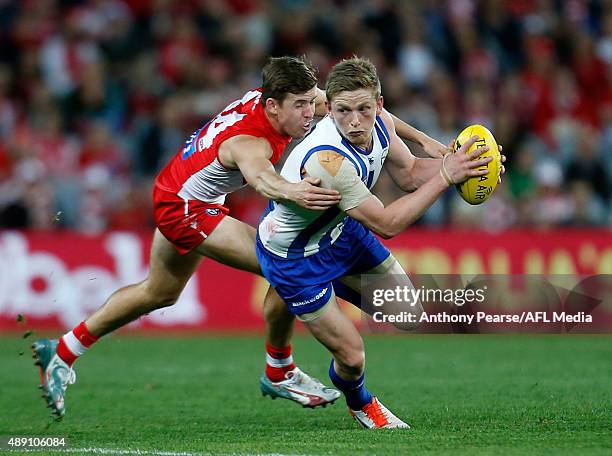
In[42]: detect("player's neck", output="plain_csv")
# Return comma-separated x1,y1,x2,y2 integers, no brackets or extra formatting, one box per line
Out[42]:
352,136,373,152
263,107,285,136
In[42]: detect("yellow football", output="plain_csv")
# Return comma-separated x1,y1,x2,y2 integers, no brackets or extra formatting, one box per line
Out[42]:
452,124,501,205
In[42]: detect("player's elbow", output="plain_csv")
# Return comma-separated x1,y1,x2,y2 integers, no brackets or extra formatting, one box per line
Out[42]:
254,175,277,200
396,174,418,193
367,222,393,239
383,209,423,238
254,174,266,194
376,228,396,240
372,218,403,239
399,181,418,193
357,205,415,239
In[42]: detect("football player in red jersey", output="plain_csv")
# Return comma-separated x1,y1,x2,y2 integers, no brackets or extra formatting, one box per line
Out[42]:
32,56,452,419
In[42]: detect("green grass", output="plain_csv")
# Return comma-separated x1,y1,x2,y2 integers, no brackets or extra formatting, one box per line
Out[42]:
1,334,611,455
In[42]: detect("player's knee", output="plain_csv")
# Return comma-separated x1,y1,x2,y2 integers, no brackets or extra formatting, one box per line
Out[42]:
154,293,179,309
147,293,179,310
141,281,181,310
263,294,290,322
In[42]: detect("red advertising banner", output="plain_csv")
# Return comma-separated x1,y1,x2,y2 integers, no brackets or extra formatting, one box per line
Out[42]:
0,229,610,333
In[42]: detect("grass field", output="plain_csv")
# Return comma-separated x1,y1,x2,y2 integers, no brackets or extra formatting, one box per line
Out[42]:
1,334,611,455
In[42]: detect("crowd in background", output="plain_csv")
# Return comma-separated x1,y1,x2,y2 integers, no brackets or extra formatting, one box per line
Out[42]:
0,0,610,233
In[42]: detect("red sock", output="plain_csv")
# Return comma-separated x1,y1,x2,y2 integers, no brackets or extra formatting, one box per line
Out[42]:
265,343,296,382
56,321,99,366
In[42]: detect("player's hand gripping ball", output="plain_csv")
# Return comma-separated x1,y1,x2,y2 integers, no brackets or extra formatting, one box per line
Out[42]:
453,124,501,205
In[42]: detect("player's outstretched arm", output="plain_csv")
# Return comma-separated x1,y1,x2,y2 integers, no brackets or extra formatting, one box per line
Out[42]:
347,136,491,239
386,109,449,158
220,135,341,210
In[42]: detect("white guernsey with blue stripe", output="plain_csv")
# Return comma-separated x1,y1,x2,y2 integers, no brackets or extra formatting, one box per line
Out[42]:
258,115,391,259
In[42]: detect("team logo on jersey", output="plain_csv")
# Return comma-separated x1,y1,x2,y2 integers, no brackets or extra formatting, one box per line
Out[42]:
181,125,206,160
206,208,220,216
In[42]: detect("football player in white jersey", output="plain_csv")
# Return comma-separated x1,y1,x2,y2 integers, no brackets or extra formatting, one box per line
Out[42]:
257,57,501,428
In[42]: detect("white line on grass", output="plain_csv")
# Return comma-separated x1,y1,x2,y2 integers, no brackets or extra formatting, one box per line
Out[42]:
6,448,304,456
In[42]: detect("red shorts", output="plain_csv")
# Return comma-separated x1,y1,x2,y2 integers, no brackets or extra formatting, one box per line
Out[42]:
153,185,229,255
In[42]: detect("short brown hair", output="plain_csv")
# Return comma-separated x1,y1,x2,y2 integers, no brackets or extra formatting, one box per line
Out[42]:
325,57,381,102
261,56,318,104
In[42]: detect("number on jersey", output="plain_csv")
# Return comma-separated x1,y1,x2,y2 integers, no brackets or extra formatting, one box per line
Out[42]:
181,90,261,160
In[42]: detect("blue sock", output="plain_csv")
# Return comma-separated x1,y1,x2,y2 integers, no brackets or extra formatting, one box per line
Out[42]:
328,359,373,410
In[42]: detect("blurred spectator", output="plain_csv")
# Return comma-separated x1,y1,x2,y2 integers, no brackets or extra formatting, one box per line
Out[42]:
570,31,607,119
567,180,607,226
79,164,112,233
565,124,610,205
0,158,56,230
596,12,612,64
79,120,127,174
39,11,102,98
61,61,125,134
157,15,206,86
130,93,186,177
508,142,537,201
107,181,152,230
398,15,435,90
0,63,17,140
546,70,595,164
531,160,573,228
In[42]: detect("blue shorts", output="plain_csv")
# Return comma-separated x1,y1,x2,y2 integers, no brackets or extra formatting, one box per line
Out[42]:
256,218,391,315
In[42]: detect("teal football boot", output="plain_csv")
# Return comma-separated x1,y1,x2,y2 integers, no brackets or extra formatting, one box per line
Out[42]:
32,339,76,420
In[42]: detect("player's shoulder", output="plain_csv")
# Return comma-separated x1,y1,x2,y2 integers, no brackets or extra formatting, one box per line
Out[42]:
224,134,269,146
304,148,358,180
222,134,272,152
219,134,273,161
377,109,395,137
315,150,346,177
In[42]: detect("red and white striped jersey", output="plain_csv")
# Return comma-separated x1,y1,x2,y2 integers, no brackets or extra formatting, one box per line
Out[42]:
155,89,292,205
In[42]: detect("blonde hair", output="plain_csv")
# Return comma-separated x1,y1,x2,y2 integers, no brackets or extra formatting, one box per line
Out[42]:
325,57,381,102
